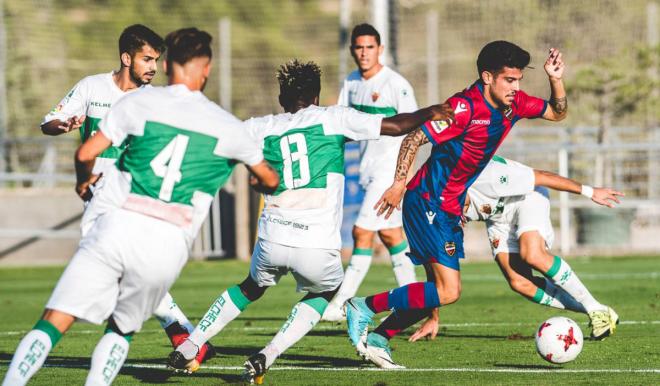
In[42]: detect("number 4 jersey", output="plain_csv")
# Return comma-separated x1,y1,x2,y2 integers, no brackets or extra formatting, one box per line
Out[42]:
96,84,264,245
244,105,382,250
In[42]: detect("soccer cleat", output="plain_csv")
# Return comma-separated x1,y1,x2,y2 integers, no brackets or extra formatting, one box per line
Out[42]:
167,323,216,372
242,353,267,385
364,332,405,369
321,302,346,322
167,349,200,374
588,306,619,340
345,297,374,353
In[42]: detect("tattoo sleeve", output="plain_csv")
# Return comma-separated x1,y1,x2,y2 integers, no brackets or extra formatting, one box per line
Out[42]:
394,129,430,182
550,96,567,115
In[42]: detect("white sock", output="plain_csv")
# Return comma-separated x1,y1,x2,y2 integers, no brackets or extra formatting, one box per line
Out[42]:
545,256,604,313
85,332,130,386
186,286,250,357
543,278,588,314
329,251,372,309
531,286,566,309
153,292,195,332
2,330,53,386
388,241,416,286
261,300,323,369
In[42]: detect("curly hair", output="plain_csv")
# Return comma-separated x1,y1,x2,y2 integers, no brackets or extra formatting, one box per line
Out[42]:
477,40,530,76
277,59,322,106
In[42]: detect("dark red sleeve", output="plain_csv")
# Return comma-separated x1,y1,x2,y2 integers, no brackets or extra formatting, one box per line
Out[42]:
420,96,471,146
514,90,547,119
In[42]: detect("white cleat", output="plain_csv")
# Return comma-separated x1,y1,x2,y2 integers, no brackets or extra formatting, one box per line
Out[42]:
363,333,405,369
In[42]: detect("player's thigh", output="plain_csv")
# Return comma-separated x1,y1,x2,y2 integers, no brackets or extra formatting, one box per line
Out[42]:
428,261,462,302
402,191,464,270
249,238,289,288
494,252,538,295
355,178,403,232
46,220,125,325
516,191,555,249
111,210,189,333
289,247,343,293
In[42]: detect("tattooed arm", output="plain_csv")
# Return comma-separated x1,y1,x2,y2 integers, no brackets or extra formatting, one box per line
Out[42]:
542,48,568,121
374,128,429,219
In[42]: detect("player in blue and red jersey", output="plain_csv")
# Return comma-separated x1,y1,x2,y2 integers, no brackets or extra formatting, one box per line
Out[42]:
345,41,568,368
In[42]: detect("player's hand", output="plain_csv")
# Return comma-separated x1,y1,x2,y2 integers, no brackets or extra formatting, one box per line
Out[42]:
544,48,564,80
591,187,624,208
75,174,100,201
374,181,406,219
59,115,86,133
409,316,439,342
428,103,454,123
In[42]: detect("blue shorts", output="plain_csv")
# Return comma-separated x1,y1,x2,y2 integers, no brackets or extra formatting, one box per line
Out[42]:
402,190,464,270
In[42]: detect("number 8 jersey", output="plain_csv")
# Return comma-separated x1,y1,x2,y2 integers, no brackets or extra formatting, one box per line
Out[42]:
244,105,382,250
97,84,264,246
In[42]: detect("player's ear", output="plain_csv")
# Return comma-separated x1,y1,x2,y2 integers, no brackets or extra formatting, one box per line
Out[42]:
120,52,132,68
203,59,212,78
162,60,169,76
378,44,385,56
481,70,493,85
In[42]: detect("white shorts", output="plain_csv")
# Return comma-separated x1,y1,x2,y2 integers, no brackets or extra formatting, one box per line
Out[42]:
250,238,343,293
46,209,188,333
355,177,403,231
486,191,554,257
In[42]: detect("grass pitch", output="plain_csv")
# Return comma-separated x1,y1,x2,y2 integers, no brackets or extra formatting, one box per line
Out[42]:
0,256,658,385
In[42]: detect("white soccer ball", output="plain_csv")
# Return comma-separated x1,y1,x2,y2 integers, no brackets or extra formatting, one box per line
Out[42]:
535,316,584,364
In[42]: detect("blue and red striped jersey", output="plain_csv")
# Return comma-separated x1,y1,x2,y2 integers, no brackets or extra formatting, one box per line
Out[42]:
407,81,547,216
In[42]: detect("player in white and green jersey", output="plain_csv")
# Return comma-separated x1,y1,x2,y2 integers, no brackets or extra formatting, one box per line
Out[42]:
323,23,419,321
40,24,216,366
408,156,622,343
2,28,279,386
166,59,453,382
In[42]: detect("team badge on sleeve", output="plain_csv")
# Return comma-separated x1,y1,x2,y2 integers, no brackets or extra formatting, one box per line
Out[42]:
371,92,379,102
444,242,456,256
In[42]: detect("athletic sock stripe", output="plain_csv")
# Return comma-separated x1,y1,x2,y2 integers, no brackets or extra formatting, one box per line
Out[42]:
407,283,427,309
353,248,373,256
544,256,562,278
387,241,409,255
372,293,389,313
532,288,545,303
34,319,62,346
227,286,251,311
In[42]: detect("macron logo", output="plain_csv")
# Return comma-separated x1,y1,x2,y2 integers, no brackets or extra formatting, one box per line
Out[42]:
470,119,490,125
425,211,437,224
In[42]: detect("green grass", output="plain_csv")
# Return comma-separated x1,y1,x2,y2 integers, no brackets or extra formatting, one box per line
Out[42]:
1,256,659,385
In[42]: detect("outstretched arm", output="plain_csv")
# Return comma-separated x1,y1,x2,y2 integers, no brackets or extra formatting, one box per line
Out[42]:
533,169,623,208
247,161,280,195
542,48,567,122
380,103,453,136
374,128,429,218
41,115,86,136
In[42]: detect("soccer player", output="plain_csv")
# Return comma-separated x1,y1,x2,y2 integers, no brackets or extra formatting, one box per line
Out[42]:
2,28,279,386
166,59,453,382
322,24,419,322
39,24,214,364
347,40,569,368
408,156,622,343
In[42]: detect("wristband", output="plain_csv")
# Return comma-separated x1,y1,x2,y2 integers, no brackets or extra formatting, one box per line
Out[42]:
581,185,594,199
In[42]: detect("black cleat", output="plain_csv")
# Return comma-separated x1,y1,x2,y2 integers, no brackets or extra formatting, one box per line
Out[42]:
167,350,200,374
242,353,267,384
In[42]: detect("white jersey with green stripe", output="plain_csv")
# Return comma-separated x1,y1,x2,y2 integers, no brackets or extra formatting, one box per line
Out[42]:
245,104,382,250
97,84,264,245
338,66,418,185
464,156,536,223
42,71,141,175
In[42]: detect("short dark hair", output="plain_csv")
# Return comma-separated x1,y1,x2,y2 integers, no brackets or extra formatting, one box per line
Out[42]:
477,41,530,76
277,59,322,106
164,28,212,68
118,24,164,57
350,23,381,46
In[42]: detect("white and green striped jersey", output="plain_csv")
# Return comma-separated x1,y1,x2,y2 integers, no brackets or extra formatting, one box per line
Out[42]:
338,66,418,185
245,105,382,250
464,156,536,222
98,84,263,245
43,72,142,174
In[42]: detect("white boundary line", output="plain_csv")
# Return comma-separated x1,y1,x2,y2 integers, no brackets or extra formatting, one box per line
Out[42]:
38,363,660,374
0,320,658,337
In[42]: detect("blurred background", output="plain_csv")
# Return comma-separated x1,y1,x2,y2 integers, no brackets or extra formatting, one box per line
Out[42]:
0,0,658,265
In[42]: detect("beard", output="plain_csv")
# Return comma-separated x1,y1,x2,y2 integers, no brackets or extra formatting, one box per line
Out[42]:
129,65,154,86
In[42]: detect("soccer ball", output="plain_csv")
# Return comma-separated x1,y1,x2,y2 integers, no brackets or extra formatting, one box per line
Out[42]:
535,316,583,364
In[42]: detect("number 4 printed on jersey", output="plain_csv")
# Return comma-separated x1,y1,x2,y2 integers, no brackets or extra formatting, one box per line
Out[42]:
150,134,190,201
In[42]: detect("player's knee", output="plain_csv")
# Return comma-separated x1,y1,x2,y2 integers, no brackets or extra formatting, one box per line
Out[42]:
437,285,461,305
377,228,403,247
239,276,267,302
508,276,532,295
352,226,373,245
520,248,549,268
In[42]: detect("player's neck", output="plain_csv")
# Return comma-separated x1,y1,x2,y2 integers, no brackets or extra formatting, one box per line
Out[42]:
113,69,140,92
360,63,383,80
